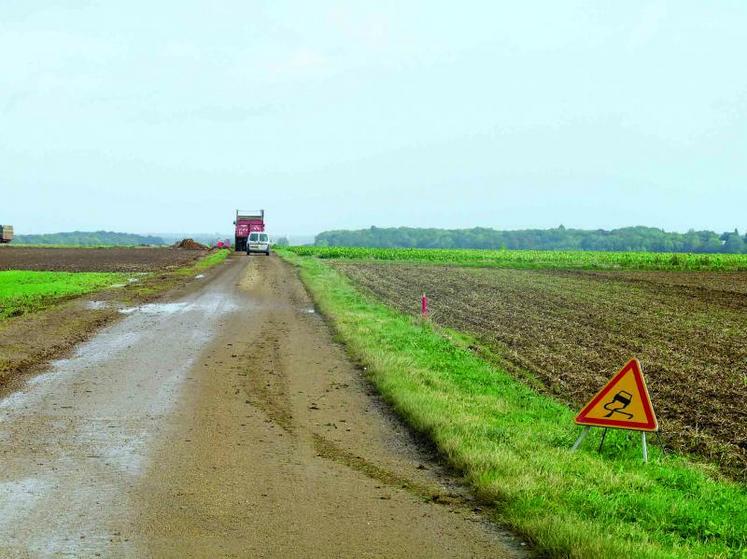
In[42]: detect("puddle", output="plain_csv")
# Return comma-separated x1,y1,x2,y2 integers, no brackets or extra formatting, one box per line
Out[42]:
195,274,206,279
119,302,191,315
85,301,111,310
302,308,316,314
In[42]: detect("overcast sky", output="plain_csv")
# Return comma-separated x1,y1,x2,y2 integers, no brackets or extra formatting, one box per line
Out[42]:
2,1,746,236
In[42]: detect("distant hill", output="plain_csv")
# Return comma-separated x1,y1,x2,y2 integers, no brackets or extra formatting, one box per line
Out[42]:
13,231,166,246
315,226,747,254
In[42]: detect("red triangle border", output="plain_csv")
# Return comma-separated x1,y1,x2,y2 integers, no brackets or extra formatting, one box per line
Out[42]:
575,359,658,432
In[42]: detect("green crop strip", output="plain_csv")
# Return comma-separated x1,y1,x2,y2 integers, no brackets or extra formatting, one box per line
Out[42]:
285,246,747,272
279,250,747,558
0,271,126,319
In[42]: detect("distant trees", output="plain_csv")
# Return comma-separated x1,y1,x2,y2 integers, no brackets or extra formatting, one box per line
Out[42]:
13,231,166,246
722,230,745,254
315,226,747,254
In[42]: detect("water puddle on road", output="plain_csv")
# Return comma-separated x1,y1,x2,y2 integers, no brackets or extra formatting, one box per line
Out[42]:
119,302,191,315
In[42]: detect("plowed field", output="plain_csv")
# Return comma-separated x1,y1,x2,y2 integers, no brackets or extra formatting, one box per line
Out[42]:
335,262,747,478
0,247,207,272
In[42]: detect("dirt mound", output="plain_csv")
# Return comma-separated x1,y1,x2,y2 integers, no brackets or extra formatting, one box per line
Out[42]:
173,239,208,250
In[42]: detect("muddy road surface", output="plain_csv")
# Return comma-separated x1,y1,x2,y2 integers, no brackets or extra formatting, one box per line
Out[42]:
0,256,523,558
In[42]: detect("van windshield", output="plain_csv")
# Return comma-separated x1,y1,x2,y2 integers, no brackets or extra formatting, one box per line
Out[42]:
249,233,259,241
259,234,269,242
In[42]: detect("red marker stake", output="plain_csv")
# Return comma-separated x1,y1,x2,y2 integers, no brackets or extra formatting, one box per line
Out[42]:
421,293,429,318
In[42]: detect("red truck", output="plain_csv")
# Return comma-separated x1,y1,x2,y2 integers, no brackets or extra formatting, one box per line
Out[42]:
234,210,265,252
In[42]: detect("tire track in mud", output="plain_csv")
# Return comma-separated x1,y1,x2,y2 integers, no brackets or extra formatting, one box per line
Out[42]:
134,256,526,558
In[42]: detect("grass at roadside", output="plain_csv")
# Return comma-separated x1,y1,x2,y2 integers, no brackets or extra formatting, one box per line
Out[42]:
279,250,747,559
0,249,231,385
285,246,747,272
190,249,230,271
0,271,125,319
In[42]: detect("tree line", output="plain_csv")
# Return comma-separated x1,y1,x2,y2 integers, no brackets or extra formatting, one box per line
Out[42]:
13,231,166,246
315,226,747,253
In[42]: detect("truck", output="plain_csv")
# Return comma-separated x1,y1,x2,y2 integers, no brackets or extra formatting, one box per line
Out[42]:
233,210,265,252
0,225,13,244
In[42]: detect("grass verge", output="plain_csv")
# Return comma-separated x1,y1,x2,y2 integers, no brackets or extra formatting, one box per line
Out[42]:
279,250,747,559
0,271,126,319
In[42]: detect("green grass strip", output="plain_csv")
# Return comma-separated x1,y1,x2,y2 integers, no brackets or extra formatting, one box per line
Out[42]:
281,251,747,558
0,271,125,319
183,248,230,273
285,246,747,272
0,249,230,319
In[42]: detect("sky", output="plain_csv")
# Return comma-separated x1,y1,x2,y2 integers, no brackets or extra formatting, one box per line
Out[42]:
1,1,746,237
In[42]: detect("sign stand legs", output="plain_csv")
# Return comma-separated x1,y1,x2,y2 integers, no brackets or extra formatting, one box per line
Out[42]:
597,428,608,452
642,432,648,463
654,430,667,456
571,426,591,451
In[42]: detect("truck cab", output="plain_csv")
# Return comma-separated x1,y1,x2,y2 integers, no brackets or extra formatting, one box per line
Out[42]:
247,232,270,255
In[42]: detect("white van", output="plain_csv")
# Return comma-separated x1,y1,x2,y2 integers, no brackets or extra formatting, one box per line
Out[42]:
246,232,270,255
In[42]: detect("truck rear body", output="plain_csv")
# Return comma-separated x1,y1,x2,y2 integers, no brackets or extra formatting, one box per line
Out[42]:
0,225,13,244
234,210,265,252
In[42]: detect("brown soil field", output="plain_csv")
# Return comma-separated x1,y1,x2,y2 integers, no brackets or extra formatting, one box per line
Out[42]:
335,262,747,479
0,246,207,272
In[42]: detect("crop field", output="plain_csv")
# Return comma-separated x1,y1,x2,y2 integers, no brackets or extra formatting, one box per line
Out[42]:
334,261,747,478
288,245,747,271
0,246,207,272
0,271,126,319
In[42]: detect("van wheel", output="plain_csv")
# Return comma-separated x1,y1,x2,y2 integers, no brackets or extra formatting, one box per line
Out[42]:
265,250,270,256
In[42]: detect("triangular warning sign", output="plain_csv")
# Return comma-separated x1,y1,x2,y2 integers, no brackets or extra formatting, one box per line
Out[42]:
575,358,658,431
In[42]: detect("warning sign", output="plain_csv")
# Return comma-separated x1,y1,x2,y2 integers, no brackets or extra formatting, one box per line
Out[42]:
575,358,658,432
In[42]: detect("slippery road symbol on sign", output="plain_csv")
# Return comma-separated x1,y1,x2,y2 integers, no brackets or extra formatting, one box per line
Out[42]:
575,358,658,432
603,390,634,419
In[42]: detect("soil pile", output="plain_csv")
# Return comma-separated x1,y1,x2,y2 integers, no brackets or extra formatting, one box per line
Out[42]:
173,239,208,250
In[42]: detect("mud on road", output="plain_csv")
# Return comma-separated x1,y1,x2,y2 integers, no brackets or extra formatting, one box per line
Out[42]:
0,255,524,558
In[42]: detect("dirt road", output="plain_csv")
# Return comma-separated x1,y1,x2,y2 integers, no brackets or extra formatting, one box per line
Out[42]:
0,256,523,558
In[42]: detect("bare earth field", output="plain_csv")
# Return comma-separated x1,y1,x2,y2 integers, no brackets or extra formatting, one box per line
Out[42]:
0,246,207,272
335,262,747,478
